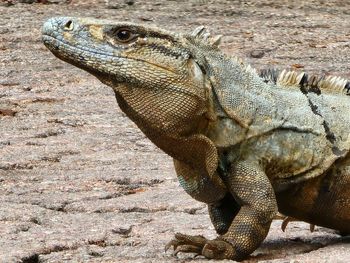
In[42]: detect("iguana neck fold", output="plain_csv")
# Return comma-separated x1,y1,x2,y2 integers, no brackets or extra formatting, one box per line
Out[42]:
205,51,278,129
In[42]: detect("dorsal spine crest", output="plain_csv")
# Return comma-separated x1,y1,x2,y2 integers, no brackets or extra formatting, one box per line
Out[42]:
260,68,350,96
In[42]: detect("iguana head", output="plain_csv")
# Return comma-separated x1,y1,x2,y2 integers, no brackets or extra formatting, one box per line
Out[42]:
42,17,216,137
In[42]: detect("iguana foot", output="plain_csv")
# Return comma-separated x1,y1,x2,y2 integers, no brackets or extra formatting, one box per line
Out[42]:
165,233,235,259
165,233,206,256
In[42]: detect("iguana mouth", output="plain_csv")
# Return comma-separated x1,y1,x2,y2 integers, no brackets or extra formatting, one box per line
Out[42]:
42,34,116,73
43,34,178,76
42,35,113,57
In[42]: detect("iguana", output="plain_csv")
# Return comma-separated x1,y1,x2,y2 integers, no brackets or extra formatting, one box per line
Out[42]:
42,17,350,261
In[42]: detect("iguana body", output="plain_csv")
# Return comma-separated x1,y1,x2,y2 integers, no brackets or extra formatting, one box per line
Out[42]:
42,17,350,260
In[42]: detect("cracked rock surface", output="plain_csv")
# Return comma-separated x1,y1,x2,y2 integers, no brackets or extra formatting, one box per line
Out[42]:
0,0,349,262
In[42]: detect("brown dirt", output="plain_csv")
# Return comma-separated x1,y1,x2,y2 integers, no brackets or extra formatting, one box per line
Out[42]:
0,0,349,262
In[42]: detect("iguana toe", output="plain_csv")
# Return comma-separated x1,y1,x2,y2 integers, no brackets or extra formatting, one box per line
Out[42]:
202,239,235,259
174,245,202,256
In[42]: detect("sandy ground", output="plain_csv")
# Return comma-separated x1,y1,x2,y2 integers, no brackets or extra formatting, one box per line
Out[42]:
1,0,350,262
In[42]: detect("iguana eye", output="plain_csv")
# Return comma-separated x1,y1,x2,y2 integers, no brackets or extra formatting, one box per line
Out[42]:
114,28,138,43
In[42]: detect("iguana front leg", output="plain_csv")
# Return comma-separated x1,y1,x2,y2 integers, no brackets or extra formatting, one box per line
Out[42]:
167,160,278,260
208,193,240,235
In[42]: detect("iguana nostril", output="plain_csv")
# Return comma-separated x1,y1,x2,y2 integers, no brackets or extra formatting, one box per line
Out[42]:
64,20,74,31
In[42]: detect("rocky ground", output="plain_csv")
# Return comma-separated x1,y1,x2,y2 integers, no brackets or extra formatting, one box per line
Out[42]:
0,0,349,262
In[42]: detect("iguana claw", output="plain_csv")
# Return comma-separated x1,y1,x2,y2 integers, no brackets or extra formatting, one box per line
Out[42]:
281,216,315,232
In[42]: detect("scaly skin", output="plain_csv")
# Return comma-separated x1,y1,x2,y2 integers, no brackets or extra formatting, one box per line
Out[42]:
42,17,350,260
